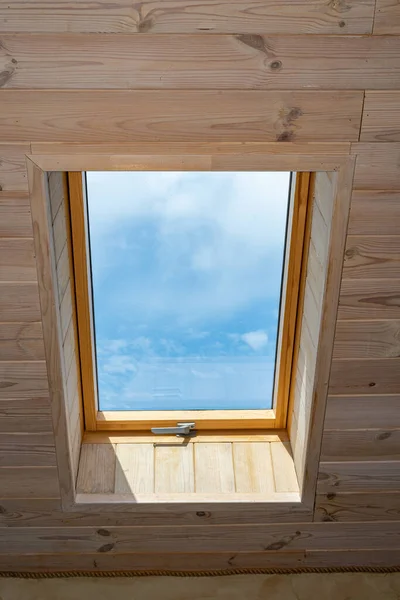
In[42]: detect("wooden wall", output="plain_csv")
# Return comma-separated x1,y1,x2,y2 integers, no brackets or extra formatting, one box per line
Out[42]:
0,0,400,570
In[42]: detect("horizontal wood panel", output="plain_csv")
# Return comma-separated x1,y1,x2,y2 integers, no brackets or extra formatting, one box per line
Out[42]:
352,143,400,189
315,492,400,522
361,91,400,142
0,322,44,361
325,395,400,429
338,279,400,320
0,397,52,432
374,0,400,34
1,35,399,90
318,461,400,492
348,191,400,235
329,359,400,395
0,283,41,321
0,144,29,191
343,236,400,279
333,320,400,359
0,433,56,466
0,238,36,281
0,193,32,237
0,362,49,398
0,0,375,34
321,429,400,461
1,549,400,572
0,90,363,142
0,467,60,498
1,523,399,554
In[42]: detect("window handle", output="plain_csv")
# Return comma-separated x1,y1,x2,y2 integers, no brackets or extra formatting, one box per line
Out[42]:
151,422,196,437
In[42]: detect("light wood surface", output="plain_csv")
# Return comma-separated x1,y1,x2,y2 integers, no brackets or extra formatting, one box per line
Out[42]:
0,322,45,361
333,320,400,359
1,35,399,90
317,461,400,492
348,190,400,235
0,0,375,34
352,143,400,189
0,193,32,236
0,144,30,191
374,0,400,34
338,279,400,320
325,395,400,429
115,444,155,494
0,91,363,142
321,429,400,461
315,492,400,521
361,91,400,142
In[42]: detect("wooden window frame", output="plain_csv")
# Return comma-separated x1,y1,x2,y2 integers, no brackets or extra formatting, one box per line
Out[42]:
67,170,312,432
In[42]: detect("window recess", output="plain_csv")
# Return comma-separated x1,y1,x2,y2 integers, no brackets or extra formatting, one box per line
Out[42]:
68,170,313,433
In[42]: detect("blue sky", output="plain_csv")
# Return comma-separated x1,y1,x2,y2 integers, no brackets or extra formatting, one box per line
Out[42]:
86,171,291,411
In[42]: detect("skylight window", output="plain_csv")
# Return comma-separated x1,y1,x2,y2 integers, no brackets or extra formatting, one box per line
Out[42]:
85,172,291,413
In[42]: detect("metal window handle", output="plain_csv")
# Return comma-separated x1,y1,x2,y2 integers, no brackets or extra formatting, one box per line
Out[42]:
151,422,196,437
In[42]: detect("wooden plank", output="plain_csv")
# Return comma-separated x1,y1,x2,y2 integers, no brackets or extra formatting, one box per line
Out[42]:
1,522,400,554
321,429,400,461
0,398,53,433
329,358,400,395
0,144,30,191
338,279,400,320
194,443,235,493
56,242,70,304
232,442,274,493
348,191,400,236
84,431,289,444
114,444,154,494
374,0,400,34
0,362,48,398
31,141,352,156
361,91,400,142
315,492,400,522
76,444,116,494
270,442,299,493
325,395,400,429
352,143,400,189
0,283,41,322
318,461,400,492
154,445,194,493
0,193,32,237
333,320,400,359
343,236,400,279
0,238,36,281
0,1,375,34
0,433,56,467
2,35,399,90
0,322,44,361
52,201,66,264
0,90,363,142
60,280,72,342
48,171,65,223
0,467,60,498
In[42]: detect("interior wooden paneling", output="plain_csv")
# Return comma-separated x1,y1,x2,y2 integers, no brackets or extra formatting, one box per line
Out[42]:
0,0,375,34
0,0,399,572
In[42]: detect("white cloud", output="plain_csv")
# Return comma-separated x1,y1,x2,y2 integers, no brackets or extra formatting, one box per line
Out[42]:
241,330,269,351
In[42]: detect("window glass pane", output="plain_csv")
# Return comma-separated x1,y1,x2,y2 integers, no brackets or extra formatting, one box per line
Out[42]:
86,171,291,411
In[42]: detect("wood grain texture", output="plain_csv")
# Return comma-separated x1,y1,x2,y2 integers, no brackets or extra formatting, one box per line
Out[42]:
0,433,56,466
0,322,44,361
315,492,400,522
343,236,400,279
115,443,154,494
0,397,52,433
318,461,400,492
374,0,400,34
1,522,400,554
338,279,400,320
1,35,399,90
329,358,400,395
155,444,194,493
0,144,30,191
321,429,400,461
361,92,400,142
194,443,235,493
325,395,400,429
271,442,299,493
348,191,400,236
352,143,400,190
0,238,36,281
333,320,400,359
0,361,48,398
0,90,363,142
0,467,60,498
0,0,375,34
232,442,274,493
0,283,41,322
0,193,32,236
77,444,116,494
